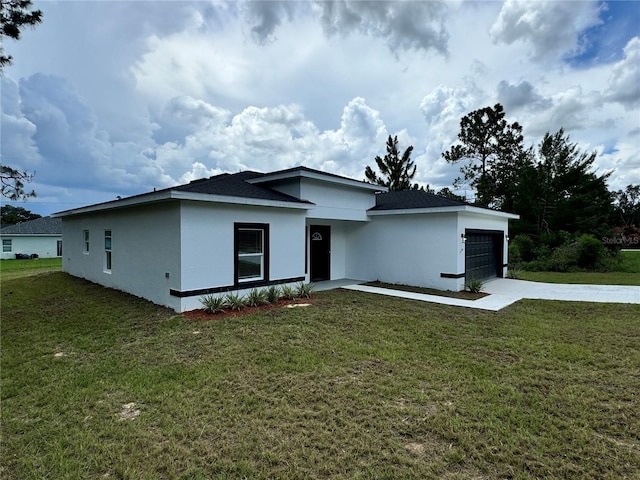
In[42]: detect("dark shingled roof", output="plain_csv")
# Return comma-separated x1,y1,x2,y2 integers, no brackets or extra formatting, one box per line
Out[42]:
369,190,469,211
174,171,312,204
1,216,62,235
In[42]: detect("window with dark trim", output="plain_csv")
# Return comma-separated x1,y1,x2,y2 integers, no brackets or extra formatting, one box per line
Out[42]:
2,239,12,253
83,230,89,253
104,229,112,272
234,223,269,285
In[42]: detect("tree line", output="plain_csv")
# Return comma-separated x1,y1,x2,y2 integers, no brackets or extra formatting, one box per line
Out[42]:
364,104,639,267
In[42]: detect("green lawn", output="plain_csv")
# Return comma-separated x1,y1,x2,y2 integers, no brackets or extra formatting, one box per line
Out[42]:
519,250,640,285
0,257,62,281
2,271,639,479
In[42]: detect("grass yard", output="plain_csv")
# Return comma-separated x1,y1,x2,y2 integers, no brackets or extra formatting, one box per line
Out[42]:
519,250,640,285
2,270,639,479
0,257,62,281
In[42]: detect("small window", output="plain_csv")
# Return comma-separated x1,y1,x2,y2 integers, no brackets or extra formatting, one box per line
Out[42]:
2,239,12,253
235,223,269,284
57,240,63,257
83,230,90,253
104,230,112,272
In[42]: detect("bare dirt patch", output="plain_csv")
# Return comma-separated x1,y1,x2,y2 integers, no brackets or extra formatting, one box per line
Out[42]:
118,403,140,421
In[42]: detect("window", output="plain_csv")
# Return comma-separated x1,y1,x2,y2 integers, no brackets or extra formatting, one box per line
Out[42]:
104,230,112,272
2,239,12,253
57,240,63,257
83,230,89,253
235,223,269,284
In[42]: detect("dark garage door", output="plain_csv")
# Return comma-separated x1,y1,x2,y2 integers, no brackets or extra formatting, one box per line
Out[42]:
465,232,502,281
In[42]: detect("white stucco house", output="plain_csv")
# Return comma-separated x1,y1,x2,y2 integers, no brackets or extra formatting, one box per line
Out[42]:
1,216,63,259
53,166,518,312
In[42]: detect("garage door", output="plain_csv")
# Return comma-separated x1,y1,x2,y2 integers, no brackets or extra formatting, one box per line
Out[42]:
465,232,502,281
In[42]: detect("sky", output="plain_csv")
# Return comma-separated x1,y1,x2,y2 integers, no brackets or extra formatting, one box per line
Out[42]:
1,0,639,217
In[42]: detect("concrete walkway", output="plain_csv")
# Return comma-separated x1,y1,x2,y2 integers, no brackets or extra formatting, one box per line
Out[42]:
339,278,640,312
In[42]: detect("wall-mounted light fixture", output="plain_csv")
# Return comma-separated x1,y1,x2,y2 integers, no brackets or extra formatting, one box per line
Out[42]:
505,234,510,242
461,233,466,243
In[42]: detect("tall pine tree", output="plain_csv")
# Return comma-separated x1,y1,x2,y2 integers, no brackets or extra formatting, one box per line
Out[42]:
443,103,528,207
365,135,418,191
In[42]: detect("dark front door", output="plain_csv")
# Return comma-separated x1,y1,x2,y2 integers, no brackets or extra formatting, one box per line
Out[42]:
310,225,330,282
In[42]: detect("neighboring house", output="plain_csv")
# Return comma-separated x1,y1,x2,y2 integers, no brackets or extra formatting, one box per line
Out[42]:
53,167,518,312
0,216,63,259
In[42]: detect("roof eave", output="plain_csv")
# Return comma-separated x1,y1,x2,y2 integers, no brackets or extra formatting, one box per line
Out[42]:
368,205,520,219
53,190,312,217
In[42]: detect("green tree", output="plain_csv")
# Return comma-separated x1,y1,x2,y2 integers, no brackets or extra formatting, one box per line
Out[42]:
1,165,35,200
613,184,640,228
0,204,41,225
514,129,613,237
443,103,529,207
436,187,466,202
365,135,418,191
1,0,43,70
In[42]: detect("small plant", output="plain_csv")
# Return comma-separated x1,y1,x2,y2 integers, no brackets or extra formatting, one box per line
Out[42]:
265,285,281,304
465,278,484,293
225,292,246,311
295,282,313,299
246,288,267,307
507,266,522,279
200,294,226,313
281,285,296,300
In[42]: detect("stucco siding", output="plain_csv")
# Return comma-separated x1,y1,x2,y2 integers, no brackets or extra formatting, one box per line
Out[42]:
300,179,377,221
0,236,61,259
62,203,182,311
178,202,307,311
347,213,460,290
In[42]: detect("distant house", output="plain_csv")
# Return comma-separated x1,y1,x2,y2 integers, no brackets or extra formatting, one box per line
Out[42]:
54,166,518,312
1,216,63,259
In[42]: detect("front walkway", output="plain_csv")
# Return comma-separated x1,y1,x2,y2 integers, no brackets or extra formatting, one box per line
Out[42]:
335,278,640,312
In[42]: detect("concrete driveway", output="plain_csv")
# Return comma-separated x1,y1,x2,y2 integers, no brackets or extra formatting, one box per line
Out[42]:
342,278,640,312
483,278,640,303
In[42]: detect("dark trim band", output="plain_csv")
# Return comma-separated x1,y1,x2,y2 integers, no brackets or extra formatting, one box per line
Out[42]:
440,272,465,279
170,276,306,298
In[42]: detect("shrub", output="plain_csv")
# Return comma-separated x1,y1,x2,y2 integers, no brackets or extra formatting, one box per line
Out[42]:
576,234,606,270
465,278,484,293
225,292,246,311
265,285,281,304
295,282,313,299
281,285,297,300
512,235,536,262
200,294,226,313
246,288,267,307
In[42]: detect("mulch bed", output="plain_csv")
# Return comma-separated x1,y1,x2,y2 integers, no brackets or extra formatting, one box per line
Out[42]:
364,281,488,300
182,298,314,321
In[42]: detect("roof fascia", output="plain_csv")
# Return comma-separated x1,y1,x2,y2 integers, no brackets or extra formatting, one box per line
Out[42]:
368,205,520,219
53,190,312,217
247,169,387,193
171,191,312,209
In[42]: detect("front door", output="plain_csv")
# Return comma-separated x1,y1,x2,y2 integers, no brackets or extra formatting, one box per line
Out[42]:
310,225,330,282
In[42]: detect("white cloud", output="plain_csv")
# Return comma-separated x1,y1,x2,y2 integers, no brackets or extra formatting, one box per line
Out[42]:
0,77,42,170
490,0,603,62
605,36,640,109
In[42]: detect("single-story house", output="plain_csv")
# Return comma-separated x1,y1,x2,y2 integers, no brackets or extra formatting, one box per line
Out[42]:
1,216,63,259
53,166,518,312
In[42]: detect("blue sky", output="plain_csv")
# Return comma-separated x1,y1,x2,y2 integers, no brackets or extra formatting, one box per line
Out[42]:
1,0,639,216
